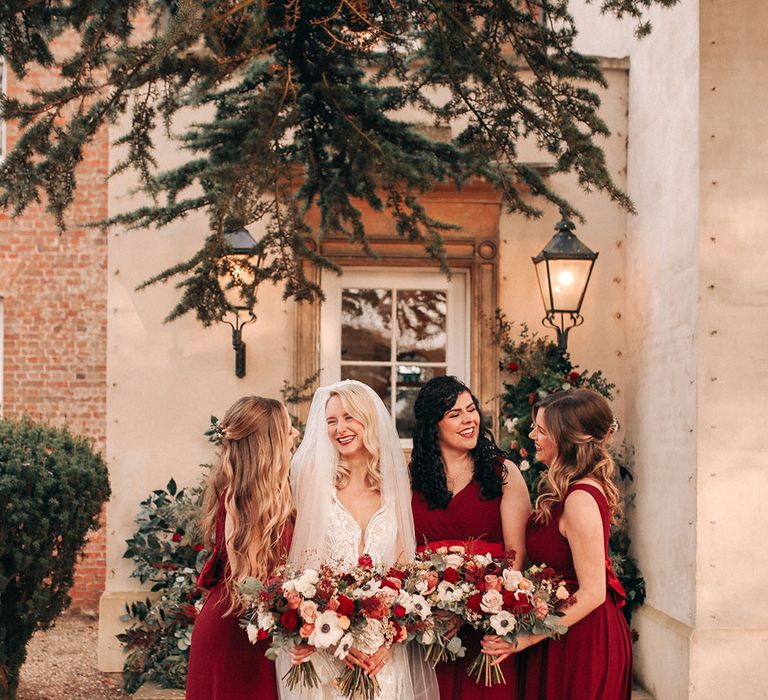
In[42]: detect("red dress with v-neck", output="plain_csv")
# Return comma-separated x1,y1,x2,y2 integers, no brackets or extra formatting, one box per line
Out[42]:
520,483,632,700
185,495,280,700
412,478,519,699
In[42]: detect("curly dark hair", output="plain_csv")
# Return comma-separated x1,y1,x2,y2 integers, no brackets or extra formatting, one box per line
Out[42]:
410,376,506,509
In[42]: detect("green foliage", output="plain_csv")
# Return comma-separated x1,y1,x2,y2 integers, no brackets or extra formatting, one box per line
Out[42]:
0,0,677,325
494,312,645,621
0,418,110,699
118,478,208,693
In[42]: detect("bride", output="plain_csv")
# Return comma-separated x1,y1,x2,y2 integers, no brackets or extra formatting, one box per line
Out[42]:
278,380,437,700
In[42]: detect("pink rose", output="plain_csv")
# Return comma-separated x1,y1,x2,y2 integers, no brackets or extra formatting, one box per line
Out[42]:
285,591,301,610
299,599,318,623
299,622,315,639
484,575,502,592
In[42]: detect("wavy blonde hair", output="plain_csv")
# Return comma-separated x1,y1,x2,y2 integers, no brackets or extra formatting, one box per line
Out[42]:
201,396,293,614
327,384,382,491
532,388,622,525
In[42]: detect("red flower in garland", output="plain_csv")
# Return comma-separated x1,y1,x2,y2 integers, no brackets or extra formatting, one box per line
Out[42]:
507,361,520,372
358,554,373,568
568,371,581,383
194,544,204,552
171,532,182,543
528,392,536,405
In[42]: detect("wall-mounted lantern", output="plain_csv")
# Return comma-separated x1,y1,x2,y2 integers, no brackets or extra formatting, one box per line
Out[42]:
218,227,259,378
532,209,598,352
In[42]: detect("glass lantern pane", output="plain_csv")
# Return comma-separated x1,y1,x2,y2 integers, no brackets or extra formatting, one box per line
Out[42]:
396,290,447,363
341,288,392,361
547,259,593,312
395,366,447,438
533,260,552,312
340,365,392,413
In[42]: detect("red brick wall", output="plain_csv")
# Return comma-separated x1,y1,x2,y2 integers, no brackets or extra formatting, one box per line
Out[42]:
0,44,108,612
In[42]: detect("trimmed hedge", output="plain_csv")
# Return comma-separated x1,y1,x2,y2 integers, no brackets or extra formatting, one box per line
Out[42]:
0,418,110,699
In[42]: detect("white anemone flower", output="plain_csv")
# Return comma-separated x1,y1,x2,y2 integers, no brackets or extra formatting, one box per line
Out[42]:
410,594,432,620
334,633,354,660
308,611,344,648
257,611,276,631
489,611,517,636
436,580,463,603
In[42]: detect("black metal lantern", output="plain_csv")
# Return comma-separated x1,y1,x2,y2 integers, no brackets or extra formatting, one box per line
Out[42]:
532,210,598,352
218,227,259,378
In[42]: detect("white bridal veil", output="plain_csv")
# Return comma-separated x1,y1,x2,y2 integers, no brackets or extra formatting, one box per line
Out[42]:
278,379,438,700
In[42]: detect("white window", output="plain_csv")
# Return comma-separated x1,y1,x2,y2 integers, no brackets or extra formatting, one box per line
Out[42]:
320,268,469,441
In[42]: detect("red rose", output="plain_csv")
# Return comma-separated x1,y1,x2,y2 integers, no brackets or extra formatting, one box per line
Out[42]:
358,554,373,568
568,371,581,383
194,544,204,552
336,595,355,617
393,604,406,618
466,593,484,614
171,532,182,543
386,567,407,582
442,567,460,583
280,609,299,632
381,578,402,591
507,361,520,372
540,567,556,580
506,591,533,615
484,562,502,576
257,628,269,641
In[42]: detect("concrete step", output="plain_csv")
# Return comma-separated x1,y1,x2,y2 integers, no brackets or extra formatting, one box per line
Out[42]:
135,681,655,699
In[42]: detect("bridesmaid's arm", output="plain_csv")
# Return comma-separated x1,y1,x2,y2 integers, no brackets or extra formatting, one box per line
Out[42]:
500,459,531,569
483,489,607,660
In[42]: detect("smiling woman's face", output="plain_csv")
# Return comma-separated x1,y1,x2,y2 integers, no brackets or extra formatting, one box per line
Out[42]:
529,407,557,467
437,391,480,453
325,394,368,460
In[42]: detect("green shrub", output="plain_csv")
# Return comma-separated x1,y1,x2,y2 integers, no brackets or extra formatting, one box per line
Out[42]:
0,418,110,700
118,478,208,693
494,313,646,622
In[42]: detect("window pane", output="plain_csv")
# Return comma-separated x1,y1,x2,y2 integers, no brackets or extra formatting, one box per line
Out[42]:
396,290,446,363
395,366,447,438
341,365,392,414
342,288,392,361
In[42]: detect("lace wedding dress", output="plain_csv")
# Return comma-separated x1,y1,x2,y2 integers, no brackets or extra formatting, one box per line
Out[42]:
301,494,408,700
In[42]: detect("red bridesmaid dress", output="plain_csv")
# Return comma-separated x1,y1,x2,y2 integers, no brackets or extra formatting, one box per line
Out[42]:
521,483,632,700
186,495,279,700
412,479,520,699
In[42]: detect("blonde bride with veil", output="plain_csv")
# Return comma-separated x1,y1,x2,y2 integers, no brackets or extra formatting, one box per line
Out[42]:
277,380,438,700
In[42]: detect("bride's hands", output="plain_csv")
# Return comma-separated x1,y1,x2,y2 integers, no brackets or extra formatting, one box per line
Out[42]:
342,646,371,671
290,643,316,665
365,646,390,676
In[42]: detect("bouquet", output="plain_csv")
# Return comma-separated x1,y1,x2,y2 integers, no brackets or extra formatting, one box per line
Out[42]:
462,561,572,686
398,549,468,667
240,554,409,699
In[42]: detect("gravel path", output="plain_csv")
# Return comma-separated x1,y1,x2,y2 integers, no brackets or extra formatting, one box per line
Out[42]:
18,614,127,700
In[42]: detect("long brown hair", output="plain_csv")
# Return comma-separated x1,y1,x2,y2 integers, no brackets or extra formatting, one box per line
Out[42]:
200,396,293,613
532,389,621,525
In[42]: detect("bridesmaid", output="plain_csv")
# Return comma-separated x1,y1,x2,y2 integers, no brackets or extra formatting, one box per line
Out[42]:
410,375,531,699
481,388,632,700
186,396,299,700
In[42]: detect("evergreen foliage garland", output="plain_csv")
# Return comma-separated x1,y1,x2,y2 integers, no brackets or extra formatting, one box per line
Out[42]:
0,0,677,324
0,418,110,700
